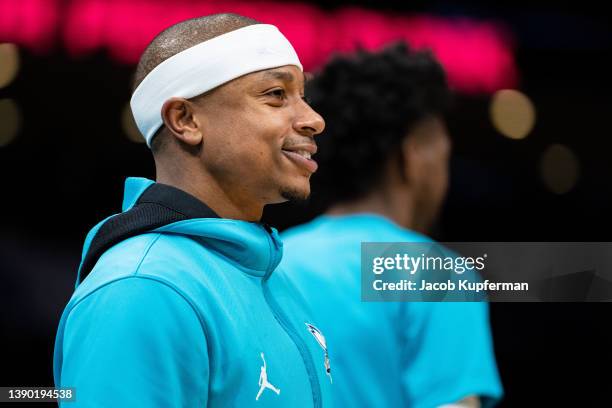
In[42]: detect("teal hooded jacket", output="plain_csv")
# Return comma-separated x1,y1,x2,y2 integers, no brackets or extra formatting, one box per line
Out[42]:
281,214,503,408
53,177,334,407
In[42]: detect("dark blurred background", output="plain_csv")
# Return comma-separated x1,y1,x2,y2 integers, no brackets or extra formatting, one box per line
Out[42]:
1,0,611,406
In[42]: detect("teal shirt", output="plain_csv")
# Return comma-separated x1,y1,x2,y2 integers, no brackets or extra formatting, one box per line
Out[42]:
281,214,503,408
53,178,334,407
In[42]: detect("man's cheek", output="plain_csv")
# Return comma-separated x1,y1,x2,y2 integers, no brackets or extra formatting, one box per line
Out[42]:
240,148,275,173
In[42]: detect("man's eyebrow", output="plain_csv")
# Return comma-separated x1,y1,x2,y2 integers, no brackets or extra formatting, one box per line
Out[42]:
262,70,298,83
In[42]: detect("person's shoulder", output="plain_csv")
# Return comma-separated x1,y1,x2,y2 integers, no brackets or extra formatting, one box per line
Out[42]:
68,273,200,321
282,216,360,246
283,214,433,243
56,273,209,389
281,217,325,242
281,217,349,264
374,220,433,243
73,232,209,302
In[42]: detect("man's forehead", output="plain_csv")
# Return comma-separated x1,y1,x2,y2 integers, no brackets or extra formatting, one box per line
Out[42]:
257,66,305,84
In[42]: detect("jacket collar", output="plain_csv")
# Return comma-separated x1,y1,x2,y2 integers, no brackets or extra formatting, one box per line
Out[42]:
125,177,283,278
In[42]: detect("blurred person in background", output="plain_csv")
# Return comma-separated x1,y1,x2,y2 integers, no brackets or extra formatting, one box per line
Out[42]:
53,13,333,407
281,44,503,408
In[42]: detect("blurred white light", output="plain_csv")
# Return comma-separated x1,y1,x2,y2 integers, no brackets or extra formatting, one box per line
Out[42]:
490,89,536,140
0,43,20,89
0,99,21,147
540,144,580,194
122,103,144,143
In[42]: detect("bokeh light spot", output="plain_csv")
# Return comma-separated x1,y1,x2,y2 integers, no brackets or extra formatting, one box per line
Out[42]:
490,89,536,140
0,99,22,147
540,144,580,194
0,43,20,89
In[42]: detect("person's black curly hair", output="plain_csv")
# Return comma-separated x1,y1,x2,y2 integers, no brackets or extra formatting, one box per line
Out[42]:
308,42,451,208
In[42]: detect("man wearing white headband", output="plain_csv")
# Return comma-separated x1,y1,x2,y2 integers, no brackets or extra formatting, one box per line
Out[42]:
53,13,331,407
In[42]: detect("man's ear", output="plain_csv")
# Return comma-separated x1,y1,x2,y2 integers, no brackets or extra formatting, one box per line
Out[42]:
160,97,204,146
400,135,423,187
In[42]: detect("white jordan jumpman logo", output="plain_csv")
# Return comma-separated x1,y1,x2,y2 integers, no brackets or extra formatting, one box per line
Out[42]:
256,352,281,401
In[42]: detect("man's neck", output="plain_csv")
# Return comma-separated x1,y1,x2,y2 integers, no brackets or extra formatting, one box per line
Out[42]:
155,170,264,222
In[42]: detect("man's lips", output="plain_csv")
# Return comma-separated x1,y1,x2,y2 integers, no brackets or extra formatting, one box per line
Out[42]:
281,144,318,173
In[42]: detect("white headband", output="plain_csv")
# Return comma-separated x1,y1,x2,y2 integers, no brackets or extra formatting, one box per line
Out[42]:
130,24,303,147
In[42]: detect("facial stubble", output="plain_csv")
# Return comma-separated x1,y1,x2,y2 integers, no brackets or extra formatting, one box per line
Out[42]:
279,186,310,204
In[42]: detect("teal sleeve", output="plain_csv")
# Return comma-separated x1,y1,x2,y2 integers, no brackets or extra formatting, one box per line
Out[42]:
400,302,503,408
57,277,209,407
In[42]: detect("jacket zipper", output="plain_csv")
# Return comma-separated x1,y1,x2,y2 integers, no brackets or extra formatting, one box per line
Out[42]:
261,231,322,408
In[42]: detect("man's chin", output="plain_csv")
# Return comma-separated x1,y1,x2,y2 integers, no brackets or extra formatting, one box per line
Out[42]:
279,186,310,203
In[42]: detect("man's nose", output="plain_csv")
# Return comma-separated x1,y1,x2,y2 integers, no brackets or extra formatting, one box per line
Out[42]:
295,104,325,137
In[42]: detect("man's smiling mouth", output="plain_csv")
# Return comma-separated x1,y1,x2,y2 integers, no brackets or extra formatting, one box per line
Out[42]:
281,143,318,173
285,150,312,159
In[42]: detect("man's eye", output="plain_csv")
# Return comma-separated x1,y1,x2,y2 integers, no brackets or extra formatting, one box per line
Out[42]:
266,89,285,99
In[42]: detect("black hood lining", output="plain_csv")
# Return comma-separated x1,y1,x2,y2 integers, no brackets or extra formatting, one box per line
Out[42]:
77,183,218,284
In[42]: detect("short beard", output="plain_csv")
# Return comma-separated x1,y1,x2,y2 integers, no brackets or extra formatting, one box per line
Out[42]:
280,187,310,204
